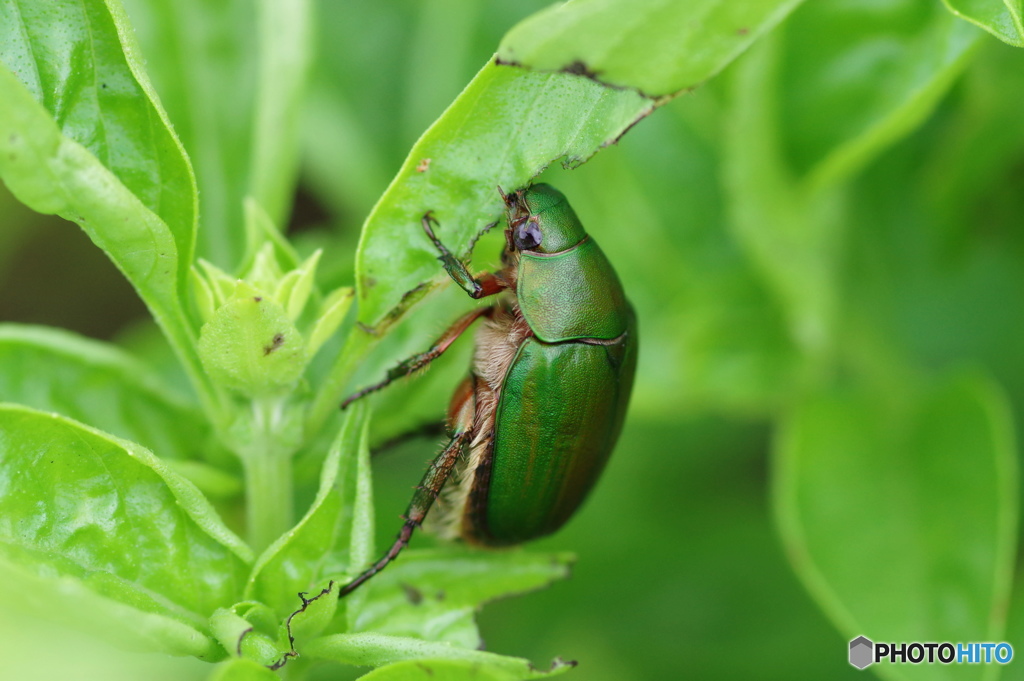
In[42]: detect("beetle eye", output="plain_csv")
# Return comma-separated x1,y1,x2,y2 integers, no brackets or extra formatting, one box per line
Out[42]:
514,220,543,250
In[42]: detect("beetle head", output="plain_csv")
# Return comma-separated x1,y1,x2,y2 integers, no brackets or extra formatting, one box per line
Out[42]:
501,183,587,254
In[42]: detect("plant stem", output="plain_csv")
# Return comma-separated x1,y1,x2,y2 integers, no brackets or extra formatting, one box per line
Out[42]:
245,444,292,553
243,398,297,552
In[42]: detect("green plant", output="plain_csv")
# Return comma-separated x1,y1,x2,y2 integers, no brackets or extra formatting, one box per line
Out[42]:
3,0,1024,680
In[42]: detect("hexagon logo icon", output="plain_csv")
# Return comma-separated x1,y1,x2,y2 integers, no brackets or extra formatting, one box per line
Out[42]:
850,636,874,669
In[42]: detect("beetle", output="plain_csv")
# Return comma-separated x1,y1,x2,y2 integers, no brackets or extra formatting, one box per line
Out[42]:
338,183,637,598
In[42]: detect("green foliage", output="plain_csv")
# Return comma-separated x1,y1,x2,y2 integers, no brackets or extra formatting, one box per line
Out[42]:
497,0,804,96
0,404,248,659
304,633,575,679
776,373,1017,680
943,0,1024,47
2,0,1024,680
244,406,371,615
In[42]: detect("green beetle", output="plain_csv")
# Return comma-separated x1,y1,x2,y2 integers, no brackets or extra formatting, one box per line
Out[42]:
339,184,637,597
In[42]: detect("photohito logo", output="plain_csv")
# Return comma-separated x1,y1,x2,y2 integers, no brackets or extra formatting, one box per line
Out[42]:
849,636,1013,670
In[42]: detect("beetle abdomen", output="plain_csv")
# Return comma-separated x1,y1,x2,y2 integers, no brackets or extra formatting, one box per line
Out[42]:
466,321,636,546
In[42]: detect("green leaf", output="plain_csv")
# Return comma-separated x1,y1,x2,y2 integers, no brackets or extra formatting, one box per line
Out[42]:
120,0,257,266
498,0,805,97
354,0,813,330
774,372,1017,680
248,0,313,228
307,286,355,357
0,405,253,623
208,658,280,681
943,0,1024,47
246,404,370,615
305,633,574,679
353,62,650,328
777,0,982,190
921,37,1024,242
0,29,220,422
121,0,311,267
723,36,844,358
0,0,198,284
0,67,187,335
0,71,182,297
0,555,222,659
210,605,287,666
344,405,378,617
0,324,213,461
359,658,574,681
352,550,573,649
724,4,982,359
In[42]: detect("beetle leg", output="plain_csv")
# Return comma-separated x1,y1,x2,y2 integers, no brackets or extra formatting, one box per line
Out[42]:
338,427,472,598
341,306,491,409
422,212,506,300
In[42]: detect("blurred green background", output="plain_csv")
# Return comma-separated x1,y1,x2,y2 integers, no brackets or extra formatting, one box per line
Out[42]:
4,0,1024,679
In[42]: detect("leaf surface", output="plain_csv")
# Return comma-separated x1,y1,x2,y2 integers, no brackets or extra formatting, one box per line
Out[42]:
0,405,252,632
943,0,1024,47
775,373,1017,681
498,0,805,96
0,324,210,460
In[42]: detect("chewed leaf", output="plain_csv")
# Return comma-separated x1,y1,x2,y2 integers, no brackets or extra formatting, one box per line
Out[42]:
355,0,811,332
498,0,806,97
0,405,252,626
350,549,572,649
354,62,650,328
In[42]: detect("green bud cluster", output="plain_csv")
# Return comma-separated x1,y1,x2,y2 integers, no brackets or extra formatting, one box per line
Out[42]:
191,205,352,399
